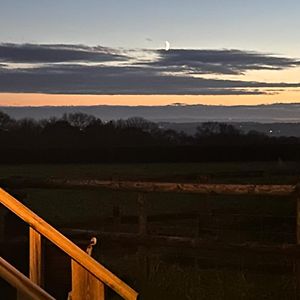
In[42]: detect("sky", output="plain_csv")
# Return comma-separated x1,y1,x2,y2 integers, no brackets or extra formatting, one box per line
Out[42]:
1,0,300,106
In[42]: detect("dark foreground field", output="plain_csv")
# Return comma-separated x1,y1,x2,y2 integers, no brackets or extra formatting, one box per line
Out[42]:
1,162,300,299
2,161,300,183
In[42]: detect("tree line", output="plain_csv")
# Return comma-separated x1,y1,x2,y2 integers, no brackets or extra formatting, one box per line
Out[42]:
1,111,299,163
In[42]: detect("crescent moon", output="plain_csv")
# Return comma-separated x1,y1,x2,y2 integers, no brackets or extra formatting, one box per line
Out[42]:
165,41,170,51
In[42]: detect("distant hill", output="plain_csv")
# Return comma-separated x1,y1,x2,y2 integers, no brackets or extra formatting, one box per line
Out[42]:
1,103,300,123
160,122,300,137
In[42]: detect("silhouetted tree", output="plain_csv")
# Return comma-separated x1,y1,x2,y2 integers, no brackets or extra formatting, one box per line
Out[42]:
1,112,300,163
0,111,15,131
196,122,241,137
62,112,97,130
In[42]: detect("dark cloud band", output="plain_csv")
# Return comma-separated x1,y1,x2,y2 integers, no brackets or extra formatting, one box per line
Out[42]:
0,64,299,95
153,49,300,75
0,43,126,63
0,43,300,95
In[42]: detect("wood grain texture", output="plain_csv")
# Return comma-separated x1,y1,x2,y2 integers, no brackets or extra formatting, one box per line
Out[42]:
71,259,105,300
0,188,138,300
29,227,42,287
0,256,55,300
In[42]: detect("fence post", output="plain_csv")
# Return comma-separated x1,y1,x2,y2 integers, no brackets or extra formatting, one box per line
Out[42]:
138,193,147,235
113,205,121,231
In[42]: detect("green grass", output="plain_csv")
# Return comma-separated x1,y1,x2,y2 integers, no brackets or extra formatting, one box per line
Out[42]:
1,162,296,240
96,246,296,300
1,161,300,184
13,188,293,245
1,162,298,299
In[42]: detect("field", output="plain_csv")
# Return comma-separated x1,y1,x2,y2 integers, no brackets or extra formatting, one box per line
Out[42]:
0,161,297,228
1,161,300,183
1,162,300,299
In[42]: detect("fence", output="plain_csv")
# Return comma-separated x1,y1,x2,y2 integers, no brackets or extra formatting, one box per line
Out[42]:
1,178,300,251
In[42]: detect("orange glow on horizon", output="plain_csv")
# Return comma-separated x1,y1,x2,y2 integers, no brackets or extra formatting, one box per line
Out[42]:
0,91,300,107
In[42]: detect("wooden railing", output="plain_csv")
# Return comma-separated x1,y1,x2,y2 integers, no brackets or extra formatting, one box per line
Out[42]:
0,187,138,300
0,256,55,300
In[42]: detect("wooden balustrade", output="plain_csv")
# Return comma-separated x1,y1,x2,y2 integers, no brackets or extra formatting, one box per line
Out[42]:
0,188,138,300
0,257,55,300
29,228,42,287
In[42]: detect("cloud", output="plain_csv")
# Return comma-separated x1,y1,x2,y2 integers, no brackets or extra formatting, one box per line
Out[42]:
150,49,300,75
0,64,300,95
0,43,300,95
0,43,126,63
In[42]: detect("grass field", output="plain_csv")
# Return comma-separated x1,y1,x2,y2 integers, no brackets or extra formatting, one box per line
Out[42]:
0,162,297,242
1,162,299,299
98,245,297,300
1,161,300,184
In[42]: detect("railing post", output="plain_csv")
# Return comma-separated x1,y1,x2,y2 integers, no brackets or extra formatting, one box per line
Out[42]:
0,188,138,300
138,193,147,235
70,238,104,300
29,227,43,287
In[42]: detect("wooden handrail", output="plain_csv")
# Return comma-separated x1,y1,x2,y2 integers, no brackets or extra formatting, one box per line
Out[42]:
0,188,138,300
0,256,55,300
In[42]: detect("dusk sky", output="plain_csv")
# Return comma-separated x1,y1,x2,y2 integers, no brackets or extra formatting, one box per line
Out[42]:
1,0,300,106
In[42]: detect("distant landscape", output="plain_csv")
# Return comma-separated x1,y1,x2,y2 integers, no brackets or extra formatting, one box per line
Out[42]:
2,103,300,123
2,103,300,137
3,1,300,300
2,108,300,163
